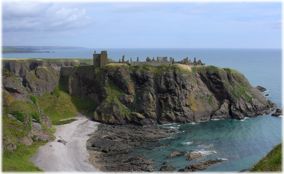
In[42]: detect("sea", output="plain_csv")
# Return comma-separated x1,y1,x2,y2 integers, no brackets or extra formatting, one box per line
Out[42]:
3,48,282,171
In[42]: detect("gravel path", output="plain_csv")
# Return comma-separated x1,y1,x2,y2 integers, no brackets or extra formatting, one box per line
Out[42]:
31,116,99,171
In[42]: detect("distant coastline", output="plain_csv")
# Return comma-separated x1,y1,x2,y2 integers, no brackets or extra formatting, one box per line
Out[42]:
2,46,88,54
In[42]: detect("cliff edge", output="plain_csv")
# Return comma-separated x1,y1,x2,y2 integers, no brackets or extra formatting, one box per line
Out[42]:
60,63,275,125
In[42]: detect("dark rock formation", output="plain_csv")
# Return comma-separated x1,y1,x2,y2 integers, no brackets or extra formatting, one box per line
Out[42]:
272,108,282,117
61,65,275,124
256,85,267,92
3,60,276,125
87,124,174,171
159,162,176,171
2,59,81,96
185,151,203,160
168,150,184,158
179,159,224,172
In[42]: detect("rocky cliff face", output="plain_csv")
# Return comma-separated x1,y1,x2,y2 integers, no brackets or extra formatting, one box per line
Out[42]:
2,59,83,154
3,59,81,96
61,64,275,125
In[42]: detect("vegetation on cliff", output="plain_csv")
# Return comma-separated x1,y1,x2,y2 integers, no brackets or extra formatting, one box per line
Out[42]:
2,87,79,171
2,59,276,171
251,144,282,171
2,60,90,171
61,63,274,125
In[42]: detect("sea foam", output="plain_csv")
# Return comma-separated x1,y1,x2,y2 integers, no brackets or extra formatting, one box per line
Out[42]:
182,141,193,145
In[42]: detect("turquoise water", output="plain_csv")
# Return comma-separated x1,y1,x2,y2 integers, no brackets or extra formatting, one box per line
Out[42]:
3,48,282,171
136,116,281,171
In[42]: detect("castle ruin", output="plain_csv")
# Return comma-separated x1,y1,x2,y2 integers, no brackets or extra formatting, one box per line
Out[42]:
92,50,204,67
93,51,108,68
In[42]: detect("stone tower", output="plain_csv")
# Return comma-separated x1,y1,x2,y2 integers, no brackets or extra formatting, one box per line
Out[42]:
93,50,108,68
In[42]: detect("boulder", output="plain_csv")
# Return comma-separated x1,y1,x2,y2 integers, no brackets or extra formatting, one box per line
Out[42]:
159,162,176,171
3,137,17,152
272,108,282,117
185,151,203,160
211,100,230,119
57,139,67,145
32,122,42,131
168,150,184,158
180,159,224,172
256,85,267,92
5,143,17,152
20,136,33,146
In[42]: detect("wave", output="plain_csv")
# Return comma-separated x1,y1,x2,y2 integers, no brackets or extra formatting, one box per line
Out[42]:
217,158,228,161
168,126,179,130
197,144,214,149
240,117,249,122
191,149,217,156
182,141,193,145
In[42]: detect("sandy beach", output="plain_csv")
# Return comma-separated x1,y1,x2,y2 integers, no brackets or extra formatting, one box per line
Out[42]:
31,115,99,171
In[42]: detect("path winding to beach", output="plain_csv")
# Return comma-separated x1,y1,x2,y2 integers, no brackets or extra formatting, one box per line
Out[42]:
31,115,99,171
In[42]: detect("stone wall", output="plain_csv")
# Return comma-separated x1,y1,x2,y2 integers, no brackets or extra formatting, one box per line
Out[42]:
130,61,173,66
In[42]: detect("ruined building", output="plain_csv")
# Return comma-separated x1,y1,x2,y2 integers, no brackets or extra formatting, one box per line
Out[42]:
93,51,108,68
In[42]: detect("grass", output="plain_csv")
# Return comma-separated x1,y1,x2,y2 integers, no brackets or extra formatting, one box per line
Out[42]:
37,89,78,125
231,84,253,102
2,112,43,171
3,143,44,171
193,66,253,102
251,144,282,171
71,96,97,117
3,113,28,144
3,87,80,171
105,63,129,67
94,81,131,122
105,82,131,118
56,118,77,125
173,64,192,72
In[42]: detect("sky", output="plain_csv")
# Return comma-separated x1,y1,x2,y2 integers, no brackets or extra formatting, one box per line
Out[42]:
2,2,282,49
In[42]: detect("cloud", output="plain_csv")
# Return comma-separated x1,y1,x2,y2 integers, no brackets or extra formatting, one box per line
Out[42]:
3,2,91,32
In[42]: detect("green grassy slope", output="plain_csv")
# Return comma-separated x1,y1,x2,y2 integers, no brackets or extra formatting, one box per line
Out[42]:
251,144,282,171
3,88,80,171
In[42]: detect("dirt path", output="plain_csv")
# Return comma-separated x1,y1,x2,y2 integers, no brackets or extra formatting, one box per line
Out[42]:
31,116,99,171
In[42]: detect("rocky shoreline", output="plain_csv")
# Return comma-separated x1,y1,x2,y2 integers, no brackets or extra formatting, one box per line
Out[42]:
87,124,175,171
86,123,229,172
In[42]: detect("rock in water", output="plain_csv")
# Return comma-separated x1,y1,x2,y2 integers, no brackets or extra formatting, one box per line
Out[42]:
181,159,224,172
256,85,267,92
168,150,184,158
185,151,203,160
159,162,176,171
272,108,282,117
87,124,173,171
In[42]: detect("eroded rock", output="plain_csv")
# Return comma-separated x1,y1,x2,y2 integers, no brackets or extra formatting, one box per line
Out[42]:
160,162,176,171
180,159,225,172
272,108,282,117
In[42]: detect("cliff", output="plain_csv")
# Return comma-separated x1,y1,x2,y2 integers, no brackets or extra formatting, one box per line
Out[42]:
60,63,275,125
2,59,89,171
